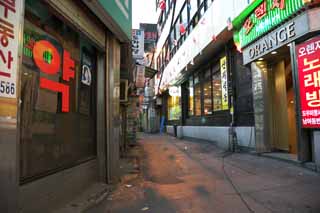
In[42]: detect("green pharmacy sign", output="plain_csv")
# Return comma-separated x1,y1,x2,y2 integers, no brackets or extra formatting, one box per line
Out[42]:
233,0,305,49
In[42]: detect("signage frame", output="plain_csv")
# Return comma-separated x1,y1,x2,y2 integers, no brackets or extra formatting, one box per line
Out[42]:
296,35,320,128
233,0,305,49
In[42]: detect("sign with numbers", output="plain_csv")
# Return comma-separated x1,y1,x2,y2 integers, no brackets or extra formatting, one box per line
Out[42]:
296,36,320,128
0,0,23,98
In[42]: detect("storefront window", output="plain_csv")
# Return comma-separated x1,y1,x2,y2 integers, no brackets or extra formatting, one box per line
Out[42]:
20,1,97,180
188,76,194,116
212,66,222,111
194,74,201,116
168,95,181,120
203,69,212,115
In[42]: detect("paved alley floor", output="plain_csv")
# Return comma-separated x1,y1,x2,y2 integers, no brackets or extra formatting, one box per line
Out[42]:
87,134,320,213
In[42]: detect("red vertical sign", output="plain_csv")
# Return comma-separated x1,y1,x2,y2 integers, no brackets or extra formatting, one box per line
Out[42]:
296,36,320,128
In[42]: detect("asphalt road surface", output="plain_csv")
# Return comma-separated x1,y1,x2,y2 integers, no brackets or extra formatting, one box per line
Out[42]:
86,134,320,213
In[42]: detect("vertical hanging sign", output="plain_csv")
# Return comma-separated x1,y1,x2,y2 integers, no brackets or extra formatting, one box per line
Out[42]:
220,56,229,110
135,65,145,88
132,29,144,59
296,36,320,128
0,0,23,98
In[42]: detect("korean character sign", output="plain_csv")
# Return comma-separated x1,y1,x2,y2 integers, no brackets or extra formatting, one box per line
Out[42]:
296,36,320,128
0,0,23,98
132,29,144,59
220,56,229,110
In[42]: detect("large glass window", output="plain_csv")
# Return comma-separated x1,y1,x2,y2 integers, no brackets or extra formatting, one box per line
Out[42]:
194,74,201,116
168,94,181,120
203,69,213,115
188,76,194,116
212,65,223,111
20,1,97,180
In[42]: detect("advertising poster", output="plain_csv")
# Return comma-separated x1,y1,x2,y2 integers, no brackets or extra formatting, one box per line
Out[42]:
220,56,229,110
296,36,320,128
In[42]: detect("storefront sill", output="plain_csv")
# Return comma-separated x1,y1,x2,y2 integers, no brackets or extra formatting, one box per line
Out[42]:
256,152,319,173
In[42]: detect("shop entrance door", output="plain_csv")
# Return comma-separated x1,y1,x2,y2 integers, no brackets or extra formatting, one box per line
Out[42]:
268,59,297,154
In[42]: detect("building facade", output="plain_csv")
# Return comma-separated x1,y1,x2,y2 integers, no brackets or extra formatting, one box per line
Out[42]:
232,0,320,167
154,0,256,149
0,0,132,212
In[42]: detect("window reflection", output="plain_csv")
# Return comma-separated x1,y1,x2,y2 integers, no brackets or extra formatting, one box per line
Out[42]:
194,74,201,116
203,69,212,115
212,67,222,111
188,76,194,116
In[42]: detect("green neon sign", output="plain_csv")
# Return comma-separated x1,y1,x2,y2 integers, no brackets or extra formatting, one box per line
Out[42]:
233,0,305,48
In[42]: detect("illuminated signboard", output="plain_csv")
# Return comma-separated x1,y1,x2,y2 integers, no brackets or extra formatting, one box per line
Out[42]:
23,32,75,112
0,0,23,98
296,36,320,128
233,0,305,48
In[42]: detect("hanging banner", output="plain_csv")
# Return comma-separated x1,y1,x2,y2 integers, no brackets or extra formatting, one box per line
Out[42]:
132,29,144,59
220,56,229,110
296,36,320,128
135,65,145,88
0,0,23,98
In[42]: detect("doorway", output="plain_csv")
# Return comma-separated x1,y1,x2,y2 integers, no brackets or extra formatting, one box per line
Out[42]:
266,57,298,154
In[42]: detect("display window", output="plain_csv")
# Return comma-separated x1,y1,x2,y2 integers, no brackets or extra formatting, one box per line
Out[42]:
167,94,181,121
20,1,97,181
204,69,213,115
187,58,228,117
194,73,201,116
212,65,222,111
188,76,194,116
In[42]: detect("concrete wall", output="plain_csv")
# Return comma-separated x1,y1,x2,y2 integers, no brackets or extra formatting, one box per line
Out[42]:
20,160,99,213
167,125,255,150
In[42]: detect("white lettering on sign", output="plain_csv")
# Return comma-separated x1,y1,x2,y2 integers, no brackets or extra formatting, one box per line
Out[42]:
248,22,296,60
0,0,23,98
115,0,129,19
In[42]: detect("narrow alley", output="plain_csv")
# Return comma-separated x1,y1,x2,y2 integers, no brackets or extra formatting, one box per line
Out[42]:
87,134,320,213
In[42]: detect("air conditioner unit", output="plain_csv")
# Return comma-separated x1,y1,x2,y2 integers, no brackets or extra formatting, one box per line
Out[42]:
120,79,128,102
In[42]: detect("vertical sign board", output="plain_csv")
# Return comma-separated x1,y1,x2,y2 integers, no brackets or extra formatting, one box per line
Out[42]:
220,56,229,110
296,36,320,128
0,0,23,98
132,29,144,59
135,65,145,88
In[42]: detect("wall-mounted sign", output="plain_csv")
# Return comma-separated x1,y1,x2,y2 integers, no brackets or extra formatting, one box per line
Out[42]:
0,0,23,98
233,0,305,49
81,52,93,86
135,65,145,88
296,36,320,128
132,29,144,59
169,86,181,97
23,35,75,112
243,13,309,64
220,56,229,110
